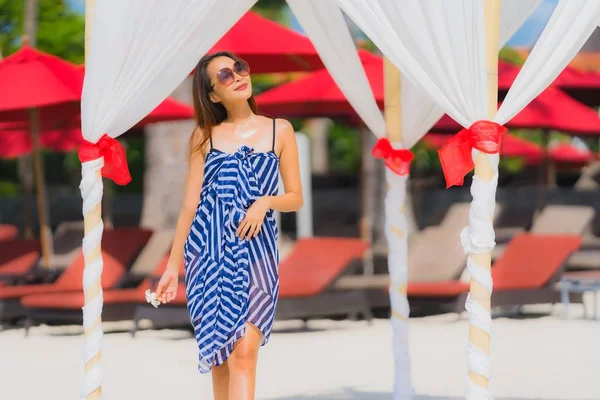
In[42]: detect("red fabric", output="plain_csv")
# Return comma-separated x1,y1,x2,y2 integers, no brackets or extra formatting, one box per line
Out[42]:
426,133,597,165
256,51,382,117
425,133,540,159
372,137,414,175
78,134,132,185
438,121,506,188
208,11,323,73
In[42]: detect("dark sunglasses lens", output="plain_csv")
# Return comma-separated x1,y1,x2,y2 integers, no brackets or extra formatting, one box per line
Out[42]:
234,60,250,76
216,68,234,85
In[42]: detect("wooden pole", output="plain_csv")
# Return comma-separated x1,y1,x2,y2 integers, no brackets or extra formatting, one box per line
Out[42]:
22,5,55,268
24,0,39,46
82,1,103,399
21,0,39,240
359,123,375,275
384,58,402,148
28,106,54,269
468,0,501,391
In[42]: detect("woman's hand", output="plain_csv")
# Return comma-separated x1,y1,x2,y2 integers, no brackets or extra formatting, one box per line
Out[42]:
236,197,270,240
155,268,179,304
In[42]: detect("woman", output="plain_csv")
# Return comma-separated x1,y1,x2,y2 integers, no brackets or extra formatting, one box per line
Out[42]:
154,51,303,399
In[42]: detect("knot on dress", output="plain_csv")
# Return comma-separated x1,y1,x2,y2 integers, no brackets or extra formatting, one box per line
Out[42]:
234,145,254,160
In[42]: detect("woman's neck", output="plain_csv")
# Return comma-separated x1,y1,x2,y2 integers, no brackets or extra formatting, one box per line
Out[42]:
224,101,253,123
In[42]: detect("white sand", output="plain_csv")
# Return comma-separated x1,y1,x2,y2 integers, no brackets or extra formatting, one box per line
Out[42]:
1,298,599,400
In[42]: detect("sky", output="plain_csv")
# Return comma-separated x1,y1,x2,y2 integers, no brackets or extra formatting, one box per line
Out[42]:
506,0,558,47
66,0,84,14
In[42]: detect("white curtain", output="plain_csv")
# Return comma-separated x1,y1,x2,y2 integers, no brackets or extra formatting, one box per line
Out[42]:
401,0,542,148
496,0,600,125
336,0,489,128
333,1,540,399
79,1,257,398
286,0,385,137
290,2,538,398
82,0,257,141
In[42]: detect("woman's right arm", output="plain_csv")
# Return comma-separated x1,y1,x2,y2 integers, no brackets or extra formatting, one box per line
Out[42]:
166,128,206,272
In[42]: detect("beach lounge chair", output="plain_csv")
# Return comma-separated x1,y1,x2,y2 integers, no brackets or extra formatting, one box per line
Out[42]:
0,221,88,286
21,252,184,335
407,227,465,283
408,202,503,283
0,239,41,285
0,224,18,242
40,221,85,272
274,237,371,321
127,229,175,278
407,234,583,314
492,205,595,260
0,227,151,325
127,237,372,335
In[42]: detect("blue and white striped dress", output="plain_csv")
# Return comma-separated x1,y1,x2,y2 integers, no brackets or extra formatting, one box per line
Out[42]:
183,121,280,373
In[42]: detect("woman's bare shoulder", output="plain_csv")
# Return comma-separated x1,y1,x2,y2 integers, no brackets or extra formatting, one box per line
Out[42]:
189,126,209,157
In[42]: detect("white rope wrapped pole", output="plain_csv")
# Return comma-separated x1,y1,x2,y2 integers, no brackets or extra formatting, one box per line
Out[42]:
81,1,105,398
383,56,414,400
464,1,501,398
80,158,105,400
385,170,413,399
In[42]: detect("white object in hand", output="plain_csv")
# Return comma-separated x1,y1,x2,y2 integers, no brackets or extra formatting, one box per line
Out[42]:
145,289,160,308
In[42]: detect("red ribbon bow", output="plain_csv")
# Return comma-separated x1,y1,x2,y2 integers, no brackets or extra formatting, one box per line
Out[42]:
78,134,132,185
437,120,507,188
372,137,414,176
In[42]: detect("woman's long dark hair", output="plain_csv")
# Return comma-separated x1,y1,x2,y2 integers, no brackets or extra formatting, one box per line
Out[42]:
190,51,258,156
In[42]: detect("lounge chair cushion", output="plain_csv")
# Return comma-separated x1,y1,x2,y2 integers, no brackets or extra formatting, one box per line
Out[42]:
278,237,368,298
0,228,151,300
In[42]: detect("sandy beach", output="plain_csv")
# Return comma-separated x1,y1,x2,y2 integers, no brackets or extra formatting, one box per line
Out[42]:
1,298,599,400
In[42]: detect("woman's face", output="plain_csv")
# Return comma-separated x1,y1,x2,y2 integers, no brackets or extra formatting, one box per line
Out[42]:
207,56,253,105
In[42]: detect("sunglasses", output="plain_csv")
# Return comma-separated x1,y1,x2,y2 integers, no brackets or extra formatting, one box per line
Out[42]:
213,60,250,88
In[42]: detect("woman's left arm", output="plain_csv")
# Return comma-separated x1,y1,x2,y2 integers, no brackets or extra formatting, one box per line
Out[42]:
264,119,303,212
236,119,303,239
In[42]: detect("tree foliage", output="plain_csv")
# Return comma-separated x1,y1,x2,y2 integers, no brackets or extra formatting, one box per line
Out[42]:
0,0,84,63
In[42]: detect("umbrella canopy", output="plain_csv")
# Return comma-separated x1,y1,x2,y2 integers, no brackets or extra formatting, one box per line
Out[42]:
0,46,81,112
0,60,194,133
423,133,595,164
256,50,381,116
553,67,600,107
0,96,194,158
548,142,594,164
257,55,600,137
500,61,600,107
0,125,81,158
208,11,323,73
433,86,600,135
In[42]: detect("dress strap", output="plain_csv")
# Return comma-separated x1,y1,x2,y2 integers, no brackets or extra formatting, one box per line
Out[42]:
271,118,276,152
209,134,213,150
